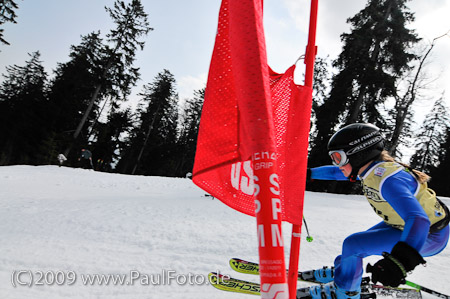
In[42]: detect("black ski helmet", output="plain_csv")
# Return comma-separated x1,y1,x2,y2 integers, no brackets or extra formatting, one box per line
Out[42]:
328,123,384,180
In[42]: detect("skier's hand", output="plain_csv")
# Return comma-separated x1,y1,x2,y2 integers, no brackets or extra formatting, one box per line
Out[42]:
366,253,406,287
366,242,425,287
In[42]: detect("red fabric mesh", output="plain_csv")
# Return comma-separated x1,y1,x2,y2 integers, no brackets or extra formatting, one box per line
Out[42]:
193,0,312,225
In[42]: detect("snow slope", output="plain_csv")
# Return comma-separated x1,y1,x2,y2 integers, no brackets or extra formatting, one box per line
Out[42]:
0,165,449,299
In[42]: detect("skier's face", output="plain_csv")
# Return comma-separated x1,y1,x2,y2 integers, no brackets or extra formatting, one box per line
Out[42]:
339,163,352,177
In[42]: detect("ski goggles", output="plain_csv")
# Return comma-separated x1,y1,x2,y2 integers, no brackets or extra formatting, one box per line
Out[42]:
329,150,349,167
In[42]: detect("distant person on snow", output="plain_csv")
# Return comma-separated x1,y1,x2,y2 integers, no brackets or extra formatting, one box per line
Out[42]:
301,123,449,299
57,153,67,166
78,149,94,170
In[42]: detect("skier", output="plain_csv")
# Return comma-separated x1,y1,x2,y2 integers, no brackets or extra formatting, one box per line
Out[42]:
303,123,449,299
57,153,67,166
78,148,94,170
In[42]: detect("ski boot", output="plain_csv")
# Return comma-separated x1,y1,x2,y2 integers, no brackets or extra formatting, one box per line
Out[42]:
299,266,335,283
297,282,362,299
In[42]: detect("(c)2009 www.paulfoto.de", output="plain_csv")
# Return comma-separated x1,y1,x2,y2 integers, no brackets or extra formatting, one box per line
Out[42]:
11,269,224,287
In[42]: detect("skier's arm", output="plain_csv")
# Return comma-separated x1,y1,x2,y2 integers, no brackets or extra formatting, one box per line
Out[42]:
380,173,430,251
309,165,350,181
367,172,428,287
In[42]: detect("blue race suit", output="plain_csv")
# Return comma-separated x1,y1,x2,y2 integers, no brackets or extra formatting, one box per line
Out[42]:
310,163,449,291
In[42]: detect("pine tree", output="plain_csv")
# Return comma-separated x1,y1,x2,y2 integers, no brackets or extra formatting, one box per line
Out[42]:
409,96,449,173
0,51,48,164
309,0,419,169
429,127,450,196
68,0,152,156
175,88,205,176
0,0,19,45
309,57,331,151
90,108,133,171
46,32,106,165
387,33,450,156
117,70,178,176
384,110,414,161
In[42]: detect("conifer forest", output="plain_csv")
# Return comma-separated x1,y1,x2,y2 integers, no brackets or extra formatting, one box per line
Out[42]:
1,0,449,196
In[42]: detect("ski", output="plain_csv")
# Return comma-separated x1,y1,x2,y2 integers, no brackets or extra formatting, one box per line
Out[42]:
209,272,379,299
405,281,450,299
367,284,422,298
230,257,320,283
208,272,260,296
228,258,422,298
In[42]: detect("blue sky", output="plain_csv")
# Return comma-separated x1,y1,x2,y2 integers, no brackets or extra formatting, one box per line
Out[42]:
1,0,449,116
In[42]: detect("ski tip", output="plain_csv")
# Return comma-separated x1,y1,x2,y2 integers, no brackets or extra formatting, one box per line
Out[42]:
209,272,228,285
209,272,228,279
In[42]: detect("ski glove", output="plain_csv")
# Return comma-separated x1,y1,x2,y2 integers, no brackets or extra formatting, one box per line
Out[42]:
366,242,426,287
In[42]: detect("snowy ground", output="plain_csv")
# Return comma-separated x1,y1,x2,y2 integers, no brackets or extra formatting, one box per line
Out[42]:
0,165,449,299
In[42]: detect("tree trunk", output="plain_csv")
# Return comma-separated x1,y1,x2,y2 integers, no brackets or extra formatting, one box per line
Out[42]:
347,86,365,124
389,36,440,154
131,103,162,175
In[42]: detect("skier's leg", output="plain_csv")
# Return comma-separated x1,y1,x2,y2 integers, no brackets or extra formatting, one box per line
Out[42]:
310,221,395,285
420,225,449,257
306,222,448,298
304,223,401,298
334,222,402,292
